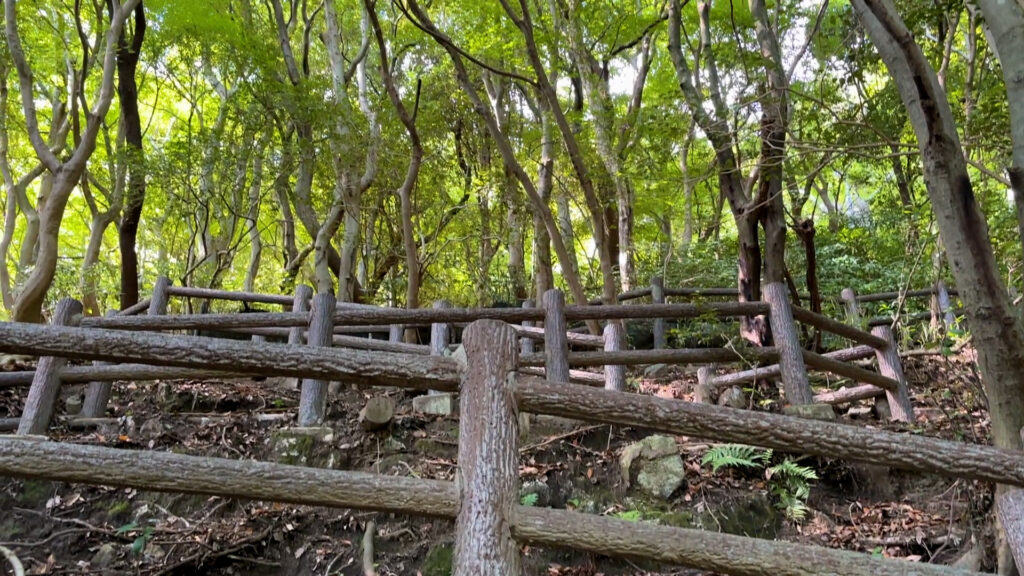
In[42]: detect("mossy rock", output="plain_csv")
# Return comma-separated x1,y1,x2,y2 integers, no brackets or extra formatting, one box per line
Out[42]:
269,427,337,468
106,499,132,521
421,543,453,576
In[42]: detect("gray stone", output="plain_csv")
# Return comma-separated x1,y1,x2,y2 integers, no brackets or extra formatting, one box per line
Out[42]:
413,393,456,416
519,480,551,508
643,363,671,378
717,385,746,409
693,383,716,404
783,403,837,421
637,455,686,499
91,543,117,568
65,395,83,416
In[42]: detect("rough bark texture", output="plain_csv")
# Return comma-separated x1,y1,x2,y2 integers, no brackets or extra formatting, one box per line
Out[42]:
513,377,1024,487
543,289,570,383
651,276,666,349
0,437,458,517
764,282,813,405
603,322,626,391
17,298,83,435
454,320,521,574
870,326,914,422
512,506,978,576
0,323,461,391
81,310,119,418
520,300,536,355
999,489,1024,569
298,293,337,426
288,285,313,345
0,365,258,387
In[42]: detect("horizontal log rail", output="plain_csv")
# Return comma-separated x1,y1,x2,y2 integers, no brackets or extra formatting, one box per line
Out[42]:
0,437,975,576
790,307,888,349
118,298,151,316
513,377,1024,487
709,345,876,388
857,287,958,303
814,384,885,404
236,327,432,355
866,308,963,328
82,312,310,330
565,302,769,321
511,324,605,348
0,323,460,392
519,347,779,368
165,285,295,307
800,350,898,393
0,364,259,387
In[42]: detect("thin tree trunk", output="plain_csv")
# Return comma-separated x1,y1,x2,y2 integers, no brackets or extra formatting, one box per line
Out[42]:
116,2,147,310
243,138,266,293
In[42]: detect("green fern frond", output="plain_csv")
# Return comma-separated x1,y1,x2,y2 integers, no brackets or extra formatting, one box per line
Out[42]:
702,444,768,473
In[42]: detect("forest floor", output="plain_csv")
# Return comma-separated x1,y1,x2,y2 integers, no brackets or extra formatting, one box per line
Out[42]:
0,345,997,575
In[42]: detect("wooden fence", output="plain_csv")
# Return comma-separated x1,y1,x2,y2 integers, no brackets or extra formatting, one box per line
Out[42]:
0,309,1009,575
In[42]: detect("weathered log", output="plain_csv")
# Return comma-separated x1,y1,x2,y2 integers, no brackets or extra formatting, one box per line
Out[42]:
765,282,813,405
513,506,978,576
937,281,957,329
520,300,536,355
0,323,461,392
118,298,151,316
455,320,521,574
709,345,877,388
18,299,83,435
651,276,666,349
232,326,431,355
857,287,957,303
998,488,1024,569
165,284,295,306
0,436,457,517
565,302,769,321
288,285,313,345
840,287,861,327
82,311,310,330
603,322,626,391
519,347,779,368
149,276,171,316
359,396,396,431
299,293,337,426
0,364,259,387
790,306,887,349
800,350,898,393
871,325,914,422
81,310,119,418
511,324,605,348
586,287,652,304
814,384,885,405
516,367,605,386
543,290,570,383
512,377,1024,487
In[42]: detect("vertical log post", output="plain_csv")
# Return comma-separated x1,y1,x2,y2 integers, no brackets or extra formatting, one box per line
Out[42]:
288,285,313,345
937,281,956,330
870,326,914,422
603,321,626,391
80,310,119,418
454,320,521,574
17,298,84,435
543,289,570,383
764,282,814,405
694,365,715,404
149,276,171,316
428,300,452,395
389,323,404,343
519,299,536,355
297,292,337,426
840,287,860,327
651,276,666,349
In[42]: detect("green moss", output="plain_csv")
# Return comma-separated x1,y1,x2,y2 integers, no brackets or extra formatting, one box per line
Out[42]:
106,500,132,520
421,543,453,576
16,480,52,506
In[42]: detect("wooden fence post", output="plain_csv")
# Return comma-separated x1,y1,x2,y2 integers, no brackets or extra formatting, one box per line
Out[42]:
764,282,814,405
297,292,336,426
389,323,404,343
543,289,570,383
17,298,83,435
288,285,313,345
870,326,914,422
81,310,118,418
604,321,626,391
149,276,171,316
840,287,860,327
429,300,452,395
651,276,666,349
937,281,956,330
454,320,521,574
520,299,536,355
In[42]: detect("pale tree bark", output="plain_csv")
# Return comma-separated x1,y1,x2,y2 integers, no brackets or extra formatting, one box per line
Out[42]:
6,0,140,322
851,2,1024,574
679,119,696,254
405,0,601,333
243,136,268,293
975,0,1024,274
668,0,765,344
80,125,124,315
533,89,556,301
367,3,421,328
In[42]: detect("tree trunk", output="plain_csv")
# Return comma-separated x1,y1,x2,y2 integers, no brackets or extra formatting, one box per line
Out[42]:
851,2,1024,573
116,2,147,310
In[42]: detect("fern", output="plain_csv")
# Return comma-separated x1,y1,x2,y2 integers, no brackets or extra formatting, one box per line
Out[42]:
766,458,818,520
701,444,770,473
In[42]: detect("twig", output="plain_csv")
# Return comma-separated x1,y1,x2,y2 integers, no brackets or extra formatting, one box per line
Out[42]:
0,528,89,548
519,424,607,453
150,526,271,576
0,545,25,576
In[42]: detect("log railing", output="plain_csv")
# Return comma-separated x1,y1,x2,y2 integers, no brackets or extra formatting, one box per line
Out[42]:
0,319,997,575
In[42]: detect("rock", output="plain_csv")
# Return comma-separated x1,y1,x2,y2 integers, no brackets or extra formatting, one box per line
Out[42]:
693,383,716,404
413,393,456,416
717,385,746,409
620,435,686,499
643,363,670,378
91,543,117,568
359,396,395,431
139,418,163,437
519,480,551,508
783,403,837,421
65,394,83,416
270,427,336,468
